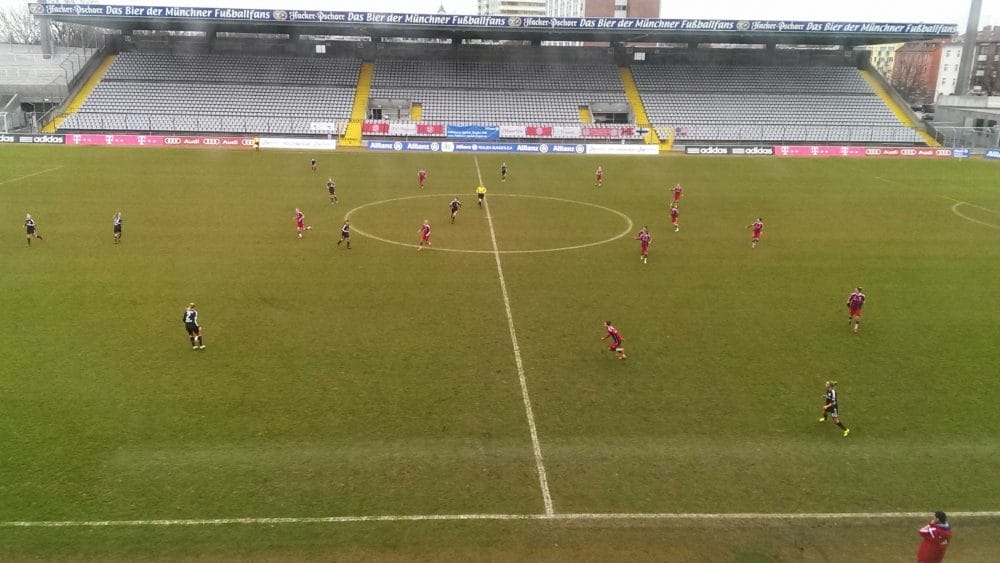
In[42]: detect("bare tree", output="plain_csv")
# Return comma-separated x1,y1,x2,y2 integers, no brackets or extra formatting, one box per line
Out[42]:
0,4,40,44
891,58,930,104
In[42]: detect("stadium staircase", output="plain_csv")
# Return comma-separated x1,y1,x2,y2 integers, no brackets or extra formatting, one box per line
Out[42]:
43,54,117,133
578,105,592,123
859,70,939,146
342,60,374,147
410,102,422,121
618,66,663,149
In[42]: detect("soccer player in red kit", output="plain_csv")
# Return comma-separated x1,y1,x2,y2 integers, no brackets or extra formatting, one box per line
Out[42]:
747,217,763,248
847,287,866,334
602,321,627,360
295,208,311,239
417,219,432,251
673,183,683,203
635,226,651,264
917,512,952,563
595,166,604,187
418,168,427,189
670,203,680,232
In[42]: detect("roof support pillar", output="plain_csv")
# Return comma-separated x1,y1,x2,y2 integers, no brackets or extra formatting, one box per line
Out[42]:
39,17,53,58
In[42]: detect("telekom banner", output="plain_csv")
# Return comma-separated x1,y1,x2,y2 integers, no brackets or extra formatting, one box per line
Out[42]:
773,145,953,158
362,121,640,139
65,133,254,148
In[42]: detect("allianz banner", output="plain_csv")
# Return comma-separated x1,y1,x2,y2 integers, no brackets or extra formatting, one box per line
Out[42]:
446,124,500,140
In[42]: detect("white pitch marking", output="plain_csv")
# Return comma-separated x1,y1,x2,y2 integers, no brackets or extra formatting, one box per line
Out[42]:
941,196,1000,229
4,511,1000,528
0,166,64,186
344,193,633,254
475,155,554,517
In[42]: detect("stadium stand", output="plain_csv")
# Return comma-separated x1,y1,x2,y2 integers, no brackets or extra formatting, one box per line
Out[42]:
59,52,360,134
632,63,924,144
368,55,630,126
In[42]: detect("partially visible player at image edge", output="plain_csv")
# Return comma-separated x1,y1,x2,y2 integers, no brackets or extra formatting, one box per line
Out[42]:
917,511,952,563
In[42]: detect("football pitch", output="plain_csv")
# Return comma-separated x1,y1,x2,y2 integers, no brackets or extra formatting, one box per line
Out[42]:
1,145,999,561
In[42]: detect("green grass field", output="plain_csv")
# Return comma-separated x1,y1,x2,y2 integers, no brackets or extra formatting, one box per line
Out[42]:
1,146,999,561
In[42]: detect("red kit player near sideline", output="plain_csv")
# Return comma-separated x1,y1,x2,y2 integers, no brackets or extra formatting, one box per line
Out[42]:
747,217,764,248
418,168,427,189
595,166,604,187
602,321,627,360
670,203,680,232
847,287,866,334
673,183,683,203
417,219,432,251
635,226,651,264
917,512,952,563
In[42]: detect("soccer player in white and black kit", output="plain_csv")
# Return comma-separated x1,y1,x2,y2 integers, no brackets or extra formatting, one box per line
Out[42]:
25,213,43,246
310,158,317,173
819,380,849,437
449,197,462,223
327,178,337,204
500,162,508,182
113,211,122,244
337,219,351,249
183,303,205,350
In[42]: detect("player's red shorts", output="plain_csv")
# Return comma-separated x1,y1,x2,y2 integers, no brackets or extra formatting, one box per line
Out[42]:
640,242,649,253
608,341,622,351
596,174,603,181
752,230,762,239
673,193,681,201
671,216,678,223
296,221,305,230
421,234,430,242
850,307,862,317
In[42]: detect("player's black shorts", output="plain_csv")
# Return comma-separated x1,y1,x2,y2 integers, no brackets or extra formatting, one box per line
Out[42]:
328,187,336,194
477,194,484,200
113,225,122,233
185,323,200,335
825,406,839,418
26,226,35,235
341,231,350,239
451,206,459,212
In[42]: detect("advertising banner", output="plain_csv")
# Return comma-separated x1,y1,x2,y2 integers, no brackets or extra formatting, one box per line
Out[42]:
581,126,638,139
550,125,581,138
416,123,445,135
585,144,659,155
366,140,441,151
446,124,500,140
686,145,774,155
500,125,527,138
309,121,340,133
362,121,389,134
0,133,65,144
259,137,337,150
65,133,253,148
28,5,958,37
985,149,1000,160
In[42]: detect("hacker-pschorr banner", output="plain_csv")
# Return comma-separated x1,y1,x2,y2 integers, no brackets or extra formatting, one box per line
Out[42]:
27,4,958,36
0,134,65,144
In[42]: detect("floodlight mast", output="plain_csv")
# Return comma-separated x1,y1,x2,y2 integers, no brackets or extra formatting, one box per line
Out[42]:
955,0,982,96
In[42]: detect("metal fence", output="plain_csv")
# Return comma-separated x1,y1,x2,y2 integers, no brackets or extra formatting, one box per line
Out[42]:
930,126,1000,150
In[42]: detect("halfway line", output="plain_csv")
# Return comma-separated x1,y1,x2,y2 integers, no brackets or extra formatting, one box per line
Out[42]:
474,156,554,516
0,166,64,186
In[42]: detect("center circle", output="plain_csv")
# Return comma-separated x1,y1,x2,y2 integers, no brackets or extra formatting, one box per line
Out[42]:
344,193,634,254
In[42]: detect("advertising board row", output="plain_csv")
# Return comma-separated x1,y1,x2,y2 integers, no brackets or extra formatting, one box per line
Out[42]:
684,145,970,158
361,122,641,140
365,140,659,155
0,134,337,150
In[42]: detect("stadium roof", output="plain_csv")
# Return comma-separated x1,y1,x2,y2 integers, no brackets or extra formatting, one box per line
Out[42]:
30,4,958,46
